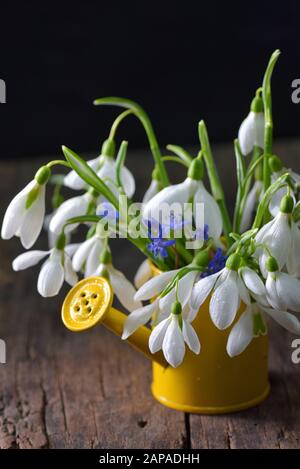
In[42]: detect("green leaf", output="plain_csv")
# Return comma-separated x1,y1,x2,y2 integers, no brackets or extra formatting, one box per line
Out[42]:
61,146,118,208
64,215,102,226
166,144,193,165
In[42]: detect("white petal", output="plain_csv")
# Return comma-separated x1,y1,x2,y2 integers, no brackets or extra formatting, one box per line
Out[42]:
142,178,197,224
162,317,185,367
226,307,254,357
287,223,300,277
135,269,179,301
182,320,200,354
149,317,170,353
109,266,142,312
64,254,78,286
19,185,45,248
12,250,49,271
189,270,220,312
49,194,90,234
64,157,99,190
122,302,156,340
269,186,287,217
85,238,103,277
142,180,159,204
238,112,256,155
121,166,135,198
263,213,291,269
210,275,240,329
178,270,198,305
265,274,286,311
134,259,153,289
1,180,35,240
37,250,64,297
253,112,265,149
263,307,300,334
275,272,300,313
240,267,265,296
194,182,223,241
65,243,81,257
237,275,251,305
72,237,96,272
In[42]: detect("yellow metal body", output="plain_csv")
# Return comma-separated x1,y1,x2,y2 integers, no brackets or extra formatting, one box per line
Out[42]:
62,272,270,414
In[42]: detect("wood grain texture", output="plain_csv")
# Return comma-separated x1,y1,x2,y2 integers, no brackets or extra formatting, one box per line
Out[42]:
0,141,299,449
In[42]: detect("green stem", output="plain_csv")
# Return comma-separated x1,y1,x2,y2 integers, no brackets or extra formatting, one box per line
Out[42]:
93,97,170,187
162,156,190,168
47,160,71,169
198,120,232,244
115,140,128,188
262,50,280,193
166,144,193,165
109,110,133,140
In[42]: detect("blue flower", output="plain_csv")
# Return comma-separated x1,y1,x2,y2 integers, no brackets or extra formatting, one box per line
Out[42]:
147,220,176,259
201,248,227,278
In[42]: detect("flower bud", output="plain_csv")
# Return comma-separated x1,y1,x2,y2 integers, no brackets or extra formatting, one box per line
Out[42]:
226,253,241,271
187,157,204,181
250,95,264,113
268,154,283,173
171,301,182,315
280,194,294,214
35,165,51,185
265,256,278,272
101,138,115,157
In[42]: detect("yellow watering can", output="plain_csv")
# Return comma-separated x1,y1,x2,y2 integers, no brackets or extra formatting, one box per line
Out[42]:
61,274,270,414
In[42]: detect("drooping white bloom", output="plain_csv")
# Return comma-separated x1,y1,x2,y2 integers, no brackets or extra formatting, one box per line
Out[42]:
12,246,78,297
1,180,46,249
240,180,263,232
149,312,200,368
193,181,223,242
64,155,135,198
95,263,142,312
269,170,299,217
142,177,198,225
142,179,160,204
134,259,153,289
227,302,300,357
266,269,300,312
238,111,264,156
49,193,94,235
190,259,265,330
255,205,300,277
72,234,104,277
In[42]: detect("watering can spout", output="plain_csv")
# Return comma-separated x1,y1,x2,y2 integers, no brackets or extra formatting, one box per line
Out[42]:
61,276,167,368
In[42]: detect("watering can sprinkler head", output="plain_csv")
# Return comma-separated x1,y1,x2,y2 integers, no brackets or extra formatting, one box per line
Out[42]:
61,276,167,368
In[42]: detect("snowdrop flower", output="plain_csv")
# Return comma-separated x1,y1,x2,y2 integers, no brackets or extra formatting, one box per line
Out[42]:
1,166,50,249
50,192,94,235
255,194,300,277
240,180,263,232
72,233,104,277
268,156,300,217
94,251,141,313
190,253,265,329
134,259,153,289
238,93,264,155
123,266,198,339
12,242,78,297
149,301,200,367
227,301,300,357
265,256,300,312
64,149,135,196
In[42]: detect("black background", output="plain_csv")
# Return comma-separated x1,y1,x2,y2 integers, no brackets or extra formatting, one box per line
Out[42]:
1,1,300,159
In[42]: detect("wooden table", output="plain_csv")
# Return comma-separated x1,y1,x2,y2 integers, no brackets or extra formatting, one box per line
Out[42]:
0,141,299,449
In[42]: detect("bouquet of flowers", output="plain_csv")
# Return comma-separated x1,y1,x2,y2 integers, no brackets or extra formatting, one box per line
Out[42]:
2,49,300,368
